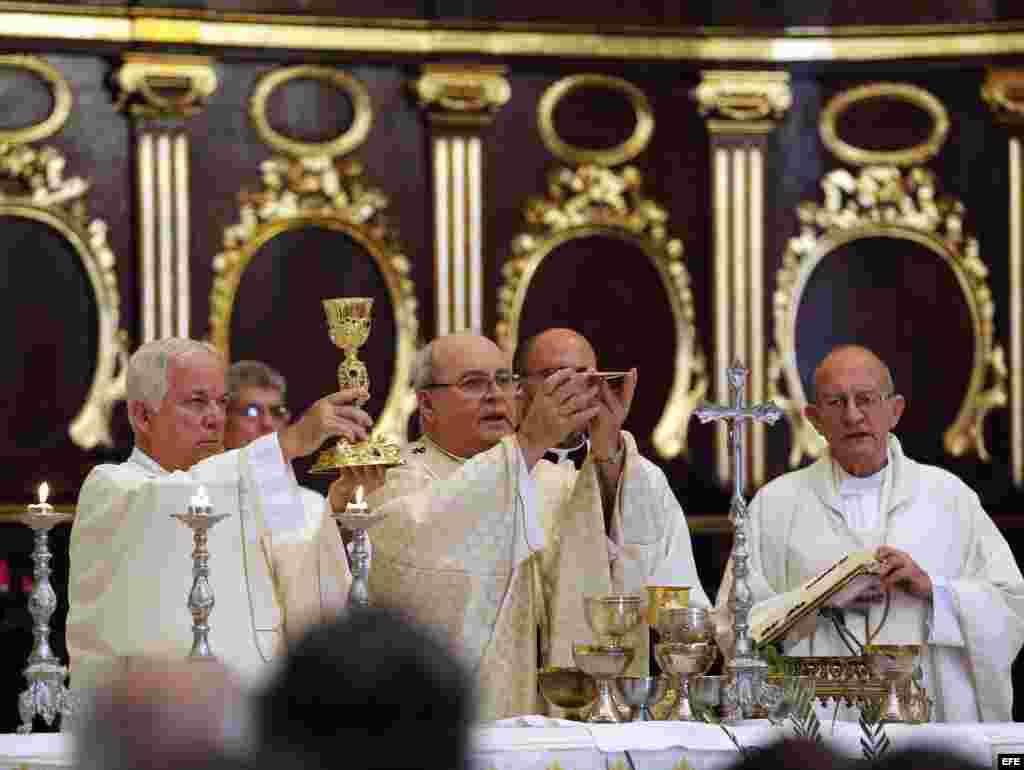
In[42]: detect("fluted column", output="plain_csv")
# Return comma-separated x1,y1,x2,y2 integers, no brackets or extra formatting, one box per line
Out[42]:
114,54,217,342
983,69,1024,487
694,71,791,489
414,64,510,336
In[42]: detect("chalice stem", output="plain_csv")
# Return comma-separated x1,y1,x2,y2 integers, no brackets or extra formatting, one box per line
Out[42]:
347,528,371,608
672,676,696,721
883,680,906,721
588,678,622,723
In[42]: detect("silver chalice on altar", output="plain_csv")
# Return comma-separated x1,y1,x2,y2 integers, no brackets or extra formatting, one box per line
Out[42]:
654,606,718,721
615,675,669,721
572,644,635,723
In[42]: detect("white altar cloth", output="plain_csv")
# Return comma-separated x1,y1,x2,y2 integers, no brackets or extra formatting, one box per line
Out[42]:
0,721,1022,769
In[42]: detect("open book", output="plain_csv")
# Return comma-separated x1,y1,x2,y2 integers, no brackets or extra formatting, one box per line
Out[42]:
751,549,881,647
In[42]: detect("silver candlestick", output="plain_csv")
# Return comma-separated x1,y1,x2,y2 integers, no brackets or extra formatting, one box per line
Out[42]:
332,488,388,608
15,483,76,734
170,487,230,659
694,361,783,719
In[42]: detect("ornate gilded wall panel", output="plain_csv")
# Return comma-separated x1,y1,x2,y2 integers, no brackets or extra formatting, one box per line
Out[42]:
209,66,418,446
0,56,129,452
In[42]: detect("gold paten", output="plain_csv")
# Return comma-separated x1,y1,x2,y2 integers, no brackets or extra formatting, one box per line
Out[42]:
820,82,950,167
209,155,418,447
113,54,217,119
413,63,510,127
537,74,653,167
250,66,372,159
693,70,791,122
0,143,129,450
496,164,707,460
770,165,1007,465
0,55,71,145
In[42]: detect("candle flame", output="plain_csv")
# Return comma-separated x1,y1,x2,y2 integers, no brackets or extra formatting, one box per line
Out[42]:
354,485,364,505
38,482,49,504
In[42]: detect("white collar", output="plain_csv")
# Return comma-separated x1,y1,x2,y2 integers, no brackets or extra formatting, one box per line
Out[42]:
128,446,169,476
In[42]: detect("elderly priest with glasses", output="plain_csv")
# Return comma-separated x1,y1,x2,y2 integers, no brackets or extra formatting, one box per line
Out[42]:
68,338,369,691
716,344,1024,722
355,330,709,720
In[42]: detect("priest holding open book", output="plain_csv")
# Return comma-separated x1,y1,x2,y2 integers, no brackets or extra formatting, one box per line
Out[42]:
716,345,1024,722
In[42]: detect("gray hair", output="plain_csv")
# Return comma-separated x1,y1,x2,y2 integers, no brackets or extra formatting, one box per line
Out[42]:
226,360,287,402
126,338,222,414
412,340,437,391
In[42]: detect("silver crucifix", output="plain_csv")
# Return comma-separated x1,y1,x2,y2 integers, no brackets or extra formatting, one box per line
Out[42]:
694,360,783,719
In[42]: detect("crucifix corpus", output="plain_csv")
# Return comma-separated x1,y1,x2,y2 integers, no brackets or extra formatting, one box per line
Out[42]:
694,360,784,719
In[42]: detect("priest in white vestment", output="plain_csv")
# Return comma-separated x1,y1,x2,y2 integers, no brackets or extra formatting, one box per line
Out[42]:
716,345,1024,722
68,338,370,691
360,330,709,720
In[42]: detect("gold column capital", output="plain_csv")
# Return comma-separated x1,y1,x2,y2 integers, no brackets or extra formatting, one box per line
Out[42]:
983,69,1024,129
413,63,511,129
113,53,218,120
693,70,791,131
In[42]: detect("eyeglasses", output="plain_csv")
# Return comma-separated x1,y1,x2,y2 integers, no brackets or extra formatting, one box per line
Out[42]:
421,371,522,398
521,366,591,381
817,391,893,414
231,402,290,421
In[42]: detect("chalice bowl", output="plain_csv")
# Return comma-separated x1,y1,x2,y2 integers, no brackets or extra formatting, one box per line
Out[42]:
573,644,635,723
584,593,644,649
312,297,402,472
656,606,714,644
655,641,717,721
689,674,725,721
615,675,669,721
538,667,598,721
865,644,922,723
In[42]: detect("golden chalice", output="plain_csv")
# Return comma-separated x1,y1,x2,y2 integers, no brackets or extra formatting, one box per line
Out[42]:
311,297,402,472
584,593,644,649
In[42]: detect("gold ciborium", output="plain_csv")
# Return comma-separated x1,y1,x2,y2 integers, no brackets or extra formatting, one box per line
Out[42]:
864,644,922,723
538,667,598,721
311,297,402,472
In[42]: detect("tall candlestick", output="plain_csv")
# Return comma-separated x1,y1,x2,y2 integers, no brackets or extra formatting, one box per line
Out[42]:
17,483,76,734
332,485,388,609
171,485,230,660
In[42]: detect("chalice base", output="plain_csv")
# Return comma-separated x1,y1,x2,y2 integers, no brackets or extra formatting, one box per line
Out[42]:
311,436,404,472
588,680,624,723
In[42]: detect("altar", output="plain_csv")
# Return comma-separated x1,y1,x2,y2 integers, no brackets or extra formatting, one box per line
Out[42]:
1,721,1023,770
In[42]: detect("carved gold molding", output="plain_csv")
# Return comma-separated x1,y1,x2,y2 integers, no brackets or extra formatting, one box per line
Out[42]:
982,69,1024,125
113,53,217,119
496,164,707,459
537,74,654,167
693,70,791,123
0,143,129,450
0,55,71,145
771,166,1007,465
250,66,372,159
820,82,950,167
209,155,418,445
413,63,510,127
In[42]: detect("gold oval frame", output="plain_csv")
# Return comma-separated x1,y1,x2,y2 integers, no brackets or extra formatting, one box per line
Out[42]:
537,74,654,167
0,55,72,146
497,165,706,459
819,82,950,168
250,66,373,159
771,167,1005,466
210,157,418,446
0,196,126,450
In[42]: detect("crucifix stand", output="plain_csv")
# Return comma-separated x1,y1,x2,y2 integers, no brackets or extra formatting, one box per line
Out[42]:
694,360,783,719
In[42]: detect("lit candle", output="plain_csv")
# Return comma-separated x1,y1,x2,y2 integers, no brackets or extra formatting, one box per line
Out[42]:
188,485,212,515
347,485,368,513
28,482,54,515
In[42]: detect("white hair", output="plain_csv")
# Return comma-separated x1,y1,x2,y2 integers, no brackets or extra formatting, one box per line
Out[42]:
412,340,437,390
126,338,222,425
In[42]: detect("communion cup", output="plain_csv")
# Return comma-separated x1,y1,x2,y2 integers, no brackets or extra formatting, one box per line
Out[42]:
864,644,922,723
615,675,669,721
538,667,598,721
572,644,635,723
583,593,644,649
655,606,714,644
654,641,717,721
645,585,691,628
689,674,726,721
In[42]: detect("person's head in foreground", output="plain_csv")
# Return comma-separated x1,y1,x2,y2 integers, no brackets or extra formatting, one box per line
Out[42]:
257,607,475,770
126,337,229,471
804,344,905,477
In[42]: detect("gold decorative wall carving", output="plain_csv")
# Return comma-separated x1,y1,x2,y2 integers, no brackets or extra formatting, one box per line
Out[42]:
770,166,1007,465
113,53,217,119
0,55,128,450
819,82,950,168
211,68,417,444
413,63,511,127
496,163,707,459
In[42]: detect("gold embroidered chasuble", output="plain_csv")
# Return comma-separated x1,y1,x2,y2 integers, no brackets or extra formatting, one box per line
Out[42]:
68,433,351,691
368,431,710,719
